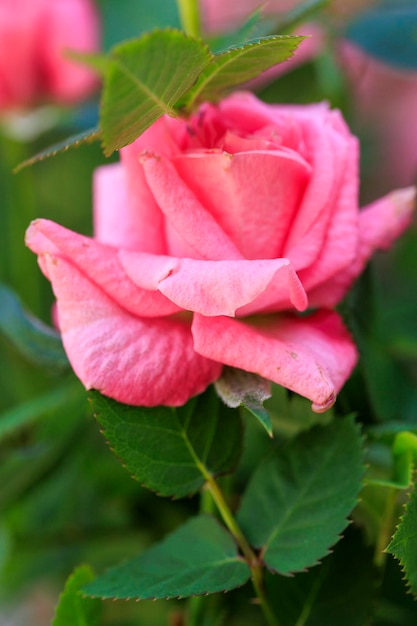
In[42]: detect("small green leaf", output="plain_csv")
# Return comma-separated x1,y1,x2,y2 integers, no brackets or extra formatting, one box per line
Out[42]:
100,29,211,154
52,565,101,626
386,481,417,596
14,128,101,172
184,35,305,107
83,515,251,600
91,387,242,498
0,283,69,370
215,367,272,436
237,417,364,574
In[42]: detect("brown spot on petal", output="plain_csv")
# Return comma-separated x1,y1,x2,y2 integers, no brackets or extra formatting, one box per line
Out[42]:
311,391,336,413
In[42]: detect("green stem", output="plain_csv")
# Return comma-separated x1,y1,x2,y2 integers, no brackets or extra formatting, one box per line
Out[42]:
176,0,201,38
374,487,398,568
205,474,280,626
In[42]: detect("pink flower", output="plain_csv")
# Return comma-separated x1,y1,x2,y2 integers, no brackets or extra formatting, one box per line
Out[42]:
26,93,415,410
340,41,417,191
0,0,100,110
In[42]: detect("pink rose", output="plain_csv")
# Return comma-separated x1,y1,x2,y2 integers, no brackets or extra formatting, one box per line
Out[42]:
340,41,417,191
0,0,100,110
26,93,415,411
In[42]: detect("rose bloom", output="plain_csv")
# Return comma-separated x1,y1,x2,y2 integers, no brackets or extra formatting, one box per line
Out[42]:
340,41,417,191
26,93,415,411
0,0,100,110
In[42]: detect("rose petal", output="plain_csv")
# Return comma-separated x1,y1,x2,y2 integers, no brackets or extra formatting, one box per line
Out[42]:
120,252,308,316
26,219,180,317
297,125,360,290
308,186,416,306
40,0,100,103
41,254,222,406
173,150,311,259
142,153,244,260
192,310,357,411
93,162,166,254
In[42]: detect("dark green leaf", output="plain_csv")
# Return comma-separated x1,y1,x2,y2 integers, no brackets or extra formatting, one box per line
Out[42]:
83,515,251,600
386,481,417,596
0,283,69,370
100,30,211,154
215,368,272,436
266,528,377,626
52,565,102,626
237,417,364,574
184,35,305,107
91,387,242,498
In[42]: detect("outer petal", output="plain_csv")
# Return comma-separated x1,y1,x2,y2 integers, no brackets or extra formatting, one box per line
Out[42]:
297,127,360,290
120,252,308,316
142,154,244,260
93,162,166,254
173,150,311,260
41,254,222,406
192,310,357,412
308,187,416,307
26,219,180,317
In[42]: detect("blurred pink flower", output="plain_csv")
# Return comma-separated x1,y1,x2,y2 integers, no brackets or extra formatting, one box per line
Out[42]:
26,93,415,411
0,0,100,110
340,41,417,190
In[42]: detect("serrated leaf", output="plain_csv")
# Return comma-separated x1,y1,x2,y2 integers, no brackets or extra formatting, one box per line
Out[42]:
83,515,251,600
52,565,101,626
91,387,242,498
237,417,364,574
0,283,69,370
266,527,377,626
100,29,211,154
14,128,101,172
386,481,417,596
185,35,305,107
215,368,272,436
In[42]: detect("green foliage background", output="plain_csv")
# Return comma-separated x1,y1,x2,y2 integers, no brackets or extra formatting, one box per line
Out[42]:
1,1,417,625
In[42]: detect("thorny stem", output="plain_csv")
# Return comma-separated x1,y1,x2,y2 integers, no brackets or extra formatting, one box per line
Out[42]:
176,0,201,38
205,473,281,626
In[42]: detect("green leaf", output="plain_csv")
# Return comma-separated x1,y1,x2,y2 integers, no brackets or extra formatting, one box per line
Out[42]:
52,565,102,626
386,481,417,596
14,128,101,172
0,382,82,443
0,283,69,370
237,417,364,574
184,35,305,107
266,528,377,626
100,29,211,155
83,515,251,600
91,387,242,498
214,368,272,436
